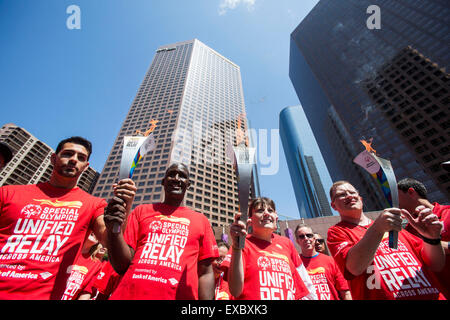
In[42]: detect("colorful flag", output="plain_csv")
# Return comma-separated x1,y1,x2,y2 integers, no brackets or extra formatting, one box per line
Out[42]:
353,140,399,249
129,134,156,178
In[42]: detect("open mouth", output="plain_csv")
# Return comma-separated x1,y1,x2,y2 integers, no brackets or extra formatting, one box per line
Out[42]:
168,183,183,192
262,217,275,224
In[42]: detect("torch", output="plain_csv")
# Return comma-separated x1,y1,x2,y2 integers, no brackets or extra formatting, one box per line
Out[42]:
226,116,256,249
114,121,157,233
353,139,400,249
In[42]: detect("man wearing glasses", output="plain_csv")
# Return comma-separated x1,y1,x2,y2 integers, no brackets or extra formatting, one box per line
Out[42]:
212,241,231,300
295,225,351,300
327,180,445,300
314,233,328,255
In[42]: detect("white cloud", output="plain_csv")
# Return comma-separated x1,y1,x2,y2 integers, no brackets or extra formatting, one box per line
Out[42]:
218,0,256,15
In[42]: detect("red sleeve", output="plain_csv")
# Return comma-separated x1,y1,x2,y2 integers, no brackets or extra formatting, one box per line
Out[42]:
442,214,450,241
436,205,450,241
123,207,141,251
198,215,218,261
0,186,5,214
89,198,107,231
288,238,302,268
92,262,122,296
82,262,107,297
326,226,356,280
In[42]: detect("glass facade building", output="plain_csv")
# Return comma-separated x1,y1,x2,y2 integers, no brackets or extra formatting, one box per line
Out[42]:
290,0,449,209
280,106,335,218
0,123,99,193
92,39,254,227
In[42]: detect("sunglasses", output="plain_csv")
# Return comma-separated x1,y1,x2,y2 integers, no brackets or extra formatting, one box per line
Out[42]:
297,233,314,240
315,239,325,244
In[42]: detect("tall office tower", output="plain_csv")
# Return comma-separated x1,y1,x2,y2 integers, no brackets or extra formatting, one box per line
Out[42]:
280,106,335,218
92,39,253,227
304,155,333,217
363,46,449,200
290,0,449,209
0,123,99,193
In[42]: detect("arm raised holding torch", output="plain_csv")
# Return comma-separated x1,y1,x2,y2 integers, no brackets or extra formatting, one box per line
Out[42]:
228,141,256,249
353,139,401,249
104,125,155,274
110,128,156,233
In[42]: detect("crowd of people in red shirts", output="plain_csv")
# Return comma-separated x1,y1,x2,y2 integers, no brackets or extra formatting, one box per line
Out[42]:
0,136,448,300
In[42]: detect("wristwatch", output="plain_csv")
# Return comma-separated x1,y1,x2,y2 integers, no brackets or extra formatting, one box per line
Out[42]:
421,235,441,245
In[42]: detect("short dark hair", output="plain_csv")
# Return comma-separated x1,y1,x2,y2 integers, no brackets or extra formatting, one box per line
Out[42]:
165,162,190,177
248,197,276,218
294,224,312,236
398,178,428,199
0,142,13,164
329,180,354,200
55,137,92,160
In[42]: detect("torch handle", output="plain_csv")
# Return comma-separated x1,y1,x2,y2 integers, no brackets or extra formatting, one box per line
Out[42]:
236,164,253,249
389,230,398,249
112,223,121,234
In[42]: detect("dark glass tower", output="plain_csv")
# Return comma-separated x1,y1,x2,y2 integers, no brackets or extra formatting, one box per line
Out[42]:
280,106,334,218
290,0,449,209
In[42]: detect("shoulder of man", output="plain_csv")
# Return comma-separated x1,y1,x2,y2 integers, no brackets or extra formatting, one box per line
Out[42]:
0,183,39,198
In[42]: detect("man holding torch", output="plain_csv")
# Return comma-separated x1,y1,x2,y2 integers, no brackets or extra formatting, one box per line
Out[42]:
327,180,445,300
104,162,218,300
0,136,135,300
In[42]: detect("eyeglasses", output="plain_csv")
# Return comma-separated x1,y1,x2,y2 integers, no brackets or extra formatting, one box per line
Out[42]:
315,239,325,244
297,233,314,240
332,190,359,201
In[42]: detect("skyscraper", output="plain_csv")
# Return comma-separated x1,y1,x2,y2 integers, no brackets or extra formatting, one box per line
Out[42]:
279,106,334,218
290,0,449,209
0,123,99,193
92,39,253,227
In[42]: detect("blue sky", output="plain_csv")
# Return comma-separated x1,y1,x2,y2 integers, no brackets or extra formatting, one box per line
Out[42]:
0,0,329,220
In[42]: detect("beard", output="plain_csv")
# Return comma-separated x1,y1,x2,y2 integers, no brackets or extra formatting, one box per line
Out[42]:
55,164,80,178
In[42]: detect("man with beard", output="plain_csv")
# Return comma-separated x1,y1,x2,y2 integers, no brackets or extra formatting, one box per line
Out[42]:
0,136,136,299
104,162,218,300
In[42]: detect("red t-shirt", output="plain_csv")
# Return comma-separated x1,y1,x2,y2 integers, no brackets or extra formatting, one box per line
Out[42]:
435,203,450,240
403,203,450,299
300,252,349,300
432,203,450,299
86,261,122,299
327,220,444,300
110,203,218,300
221,234,310,300
61,253,105,300
0,183,106,300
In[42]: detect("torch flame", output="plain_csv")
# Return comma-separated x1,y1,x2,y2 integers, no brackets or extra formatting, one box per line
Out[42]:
235,114,248,146
360,138,376,154
136,119,159,137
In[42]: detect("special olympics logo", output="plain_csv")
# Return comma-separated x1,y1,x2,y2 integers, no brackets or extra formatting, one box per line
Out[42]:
21,204,42,218
149,221,163,232
257,256,271,271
